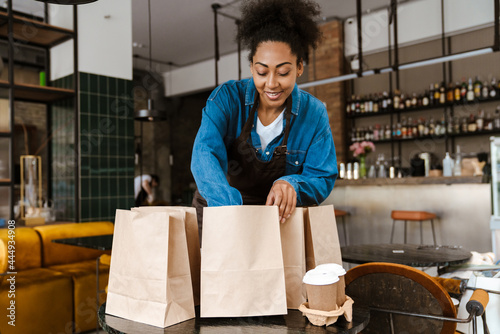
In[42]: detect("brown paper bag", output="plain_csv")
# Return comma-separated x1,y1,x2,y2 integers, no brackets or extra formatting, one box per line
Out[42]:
304,205,342,271
132,206,201,305
280,208,307,309
106,209,195,328
201,205,287,317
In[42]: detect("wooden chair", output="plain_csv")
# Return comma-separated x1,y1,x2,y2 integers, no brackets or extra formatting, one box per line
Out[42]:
345,262,489,334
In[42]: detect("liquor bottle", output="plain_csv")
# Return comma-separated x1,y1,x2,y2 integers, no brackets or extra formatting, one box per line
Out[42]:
460,79,468,102
346,101,351,114
453,116,460,134
446,82,454,102
466,78,475,101
386,91,392,109
355,96,360,113
422,91,430,106
440,117,446,135
482,81,489,99
418,118,425,137
350,95,356,113
491,78,498,98
401,117,407,138
460,117,469,133
368,95,374,113
412,118,418,137
393,90,400,110
467,114,477,132
476,109,484,131
385,124,391,139
485,112,493,130
495,106,500,129
405,93,412,109
429,117,435,135
454,82,461,102
434,83,440,104
442,152,453,177
429,84,435,105
407,117,413,138
411,93,417,107
473,76,482,98
373,124,380,141
439,82,446,104
382,92,388,111
360,96,365,113
446,112,453,134
373,94,379,112
396,122,402,139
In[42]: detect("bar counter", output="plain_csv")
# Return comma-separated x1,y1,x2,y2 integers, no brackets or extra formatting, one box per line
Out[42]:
324,175,492,254
335,175,483,186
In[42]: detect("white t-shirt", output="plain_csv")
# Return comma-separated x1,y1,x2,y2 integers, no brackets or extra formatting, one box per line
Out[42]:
134,174,152,198
256,110,284,152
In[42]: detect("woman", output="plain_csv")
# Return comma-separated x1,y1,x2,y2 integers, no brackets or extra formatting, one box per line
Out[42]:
191,0,337,225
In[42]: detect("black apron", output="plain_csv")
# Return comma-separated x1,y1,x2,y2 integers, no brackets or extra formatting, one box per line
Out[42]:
192,93,292,231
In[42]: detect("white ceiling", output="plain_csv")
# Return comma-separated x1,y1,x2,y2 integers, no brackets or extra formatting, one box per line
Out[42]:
11,0,413,72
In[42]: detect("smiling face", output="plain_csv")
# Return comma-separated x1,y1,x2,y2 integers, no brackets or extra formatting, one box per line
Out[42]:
251,41,303,114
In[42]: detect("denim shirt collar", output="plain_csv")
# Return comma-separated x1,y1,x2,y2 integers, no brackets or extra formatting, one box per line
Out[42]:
244,78,300,116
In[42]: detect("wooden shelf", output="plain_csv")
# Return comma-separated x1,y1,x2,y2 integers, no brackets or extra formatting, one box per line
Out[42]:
347,95,500,119
0,12,74,48
0,79,75,102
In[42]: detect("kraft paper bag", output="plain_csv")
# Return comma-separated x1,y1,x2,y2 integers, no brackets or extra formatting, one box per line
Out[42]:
132,206,201,305
304,205,342,271
201,205,287,317
280,208,307,309
106,209,195,328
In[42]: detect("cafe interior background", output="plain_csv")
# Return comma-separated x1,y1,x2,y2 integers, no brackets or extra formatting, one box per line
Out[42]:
1,0,500,267
1,0,500,333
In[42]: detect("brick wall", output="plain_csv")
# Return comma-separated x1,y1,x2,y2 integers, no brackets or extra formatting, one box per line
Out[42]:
306,20,347,163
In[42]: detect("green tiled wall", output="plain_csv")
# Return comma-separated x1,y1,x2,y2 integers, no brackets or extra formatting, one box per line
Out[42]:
52,73,135,222
79,72,135,222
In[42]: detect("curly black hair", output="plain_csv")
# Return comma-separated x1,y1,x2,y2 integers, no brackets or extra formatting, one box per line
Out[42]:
237,0,322,64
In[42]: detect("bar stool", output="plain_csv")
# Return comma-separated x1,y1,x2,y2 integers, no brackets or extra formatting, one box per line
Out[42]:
390,210,437,245
335,209,350,245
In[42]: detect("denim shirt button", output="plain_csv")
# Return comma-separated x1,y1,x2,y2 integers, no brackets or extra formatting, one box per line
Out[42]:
266,151,270,155
295,161,299,165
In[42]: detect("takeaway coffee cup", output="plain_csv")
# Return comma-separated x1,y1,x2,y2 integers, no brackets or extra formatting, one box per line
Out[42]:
302,269,339,311
316,263,347,306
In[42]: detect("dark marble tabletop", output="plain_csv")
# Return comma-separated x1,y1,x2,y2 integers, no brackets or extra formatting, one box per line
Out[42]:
341,243,471,267
52,234,113,250
98,303,370,334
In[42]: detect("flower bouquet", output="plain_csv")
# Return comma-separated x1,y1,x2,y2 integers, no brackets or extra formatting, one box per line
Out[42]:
349,141,375,178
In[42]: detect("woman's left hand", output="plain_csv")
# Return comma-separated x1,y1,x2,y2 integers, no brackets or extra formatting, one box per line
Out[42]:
266,180,297,223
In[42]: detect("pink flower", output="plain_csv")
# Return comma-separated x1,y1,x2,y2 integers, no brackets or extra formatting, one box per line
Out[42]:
349,141,376,157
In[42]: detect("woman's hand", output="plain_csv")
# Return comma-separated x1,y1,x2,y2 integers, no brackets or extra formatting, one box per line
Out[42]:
266,180,297,223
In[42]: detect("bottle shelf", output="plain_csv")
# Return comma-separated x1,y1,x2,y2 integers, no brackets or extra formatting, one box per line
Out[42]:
347,95,500,119
353,130,500,144
0,79,75,103
0,11,74,48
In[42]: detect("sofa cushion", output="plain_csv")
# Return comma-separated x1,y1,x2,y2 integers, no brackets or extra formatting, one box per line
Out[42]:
0,268,73,334
0,227,42,271
34,222,114,267
49,259,110,333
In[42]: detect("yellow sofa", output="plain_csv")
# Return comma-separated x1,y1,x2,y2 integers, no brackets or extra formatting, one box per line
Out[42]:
0,222,114,334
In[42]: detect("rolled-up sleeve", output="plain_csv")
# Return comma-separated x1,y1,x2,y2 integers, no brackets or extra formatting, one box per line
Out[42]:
191,98,243,206
278,108,338,206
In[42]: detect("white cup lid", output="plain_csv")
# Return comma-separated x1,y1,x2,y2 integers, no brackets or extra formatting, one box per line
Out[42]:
303,269,339,285
315,263,346,276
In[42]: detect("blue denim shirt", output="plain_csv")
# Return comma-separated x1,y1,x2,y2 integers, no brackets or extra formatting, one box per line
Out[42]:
191,78,338,207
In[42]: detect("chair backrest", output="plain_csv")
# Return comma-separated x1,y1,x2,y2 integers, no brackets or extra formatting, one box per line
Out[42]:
345,262,457,334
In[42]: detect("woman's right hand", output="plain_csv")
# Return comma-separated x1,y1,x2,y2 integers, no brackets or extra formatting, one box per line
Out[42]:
266,180,297,223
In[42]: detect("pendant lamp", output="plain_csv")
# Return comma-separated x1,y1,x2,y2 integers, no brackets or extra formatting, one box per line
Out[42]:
36,0,98,4
134,0,166,122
